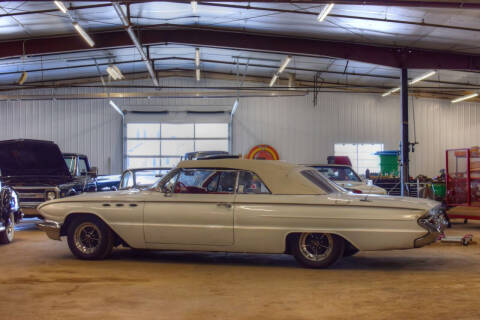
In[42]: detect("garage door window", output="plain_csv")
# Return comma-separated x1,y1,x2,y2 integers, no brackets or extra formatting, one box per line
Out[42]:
126,123,229,169
334,143,383,175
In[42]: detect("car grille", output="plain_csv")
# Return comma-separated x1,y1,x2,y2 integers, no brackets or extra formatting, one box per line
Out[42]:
14,187,57,207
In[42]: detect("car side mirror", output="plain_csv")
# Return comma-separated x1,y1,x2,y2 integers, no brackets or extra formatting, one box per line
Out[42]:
88,167,98,178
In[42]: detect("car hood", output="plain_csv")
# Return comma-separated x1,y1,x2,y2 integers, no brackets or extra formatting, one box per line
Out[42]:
330,192,440,211
0,139,71,177
335,181,387,194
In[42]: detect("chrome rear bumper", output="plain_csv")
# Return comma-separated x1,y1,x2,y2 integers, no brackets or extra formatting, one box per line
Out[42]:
37,221,62,241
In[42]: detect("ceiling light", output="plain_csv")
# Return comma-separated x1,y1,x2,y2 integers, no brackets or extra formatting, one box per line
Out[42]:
317,3,334,22
106,64,124,80
269,74,278,87
191,1,198,14
109,100,124,117
17,71,28,85
382,87,400,97
196,69,200,81
72,22,95,47
409,71,436,85
53,1,68,14
195,48,200,67
278,56,291,74
451,93,479,104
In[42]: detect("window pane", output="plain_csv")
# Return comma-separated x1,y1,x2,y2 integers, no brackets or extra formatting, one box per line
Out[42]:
127,140,160,156
161,140,194,156
195,139,228,152
161,157,181,167
195,123,228,138
334,143,383,173
127,123,160,138
237,171,270,194
127,157,161,169
161,124,194,138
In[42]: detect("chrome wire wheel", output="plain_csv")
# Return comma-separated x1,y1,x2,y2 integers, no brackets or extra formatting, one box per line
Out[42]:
73,222,102,255
5,212,15,242
299,233,334,262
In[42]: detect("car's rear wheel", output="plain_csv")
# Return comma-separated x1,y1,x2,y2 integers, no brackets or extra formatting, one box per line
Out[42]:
67,216,114,260
0,212,15,244
291,233,344,268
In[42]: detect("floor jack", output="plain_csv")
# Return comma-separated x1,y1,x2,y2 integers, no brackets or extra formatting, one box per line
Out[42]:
439,234,474,246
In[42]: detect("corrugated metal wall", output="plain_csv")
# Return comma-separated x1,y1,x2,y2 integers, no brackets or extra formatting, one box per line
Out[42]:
0,99,122,175
233,92,480,178
1,78,479,178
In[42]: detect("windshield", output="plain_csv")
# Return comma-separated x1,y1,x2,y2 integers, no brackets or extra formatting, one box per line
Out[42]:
135,169,170,187
313,166,361,182
301,169,344,194
63,156,75,175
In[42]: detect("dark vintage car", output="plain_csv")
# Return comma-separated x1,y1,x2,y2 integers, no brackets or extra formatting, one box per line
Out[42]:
0,185,22,244
0,139,98,217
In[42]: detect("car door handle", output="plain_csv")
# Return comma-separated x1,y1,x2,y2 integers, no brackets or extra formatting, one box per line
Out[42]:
217,203,232,209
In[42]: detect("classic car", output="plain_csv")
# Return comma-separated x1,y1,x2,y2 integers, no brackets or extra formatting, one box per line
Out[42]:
0,185,22,244
37,159,447,268
0,139,98,217
119,168,171,190
310,164,387,195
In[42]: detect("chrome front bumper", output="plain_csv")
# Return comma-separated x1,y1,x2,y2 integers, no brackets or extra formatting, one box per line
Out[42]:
414,231,441,248
414,207,448,248
37,221,62,241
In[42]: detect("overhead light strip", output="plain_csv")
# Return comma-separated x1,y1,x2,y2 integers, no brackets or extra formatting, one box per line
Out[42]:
109,100,124,117
195,48,200,67
191,1,198,14
451,93,479,104
382,70,436,97
269,74,278,87
53,0,68,13
72,22,95,47
106,64,124,80
317,3,334,22
278,56,291,73
196,69,201,81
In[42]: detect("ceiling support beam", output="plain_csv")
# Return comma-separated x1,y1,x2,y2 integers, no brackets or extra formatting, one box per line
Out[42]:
112,2,159,86
3,27,480,70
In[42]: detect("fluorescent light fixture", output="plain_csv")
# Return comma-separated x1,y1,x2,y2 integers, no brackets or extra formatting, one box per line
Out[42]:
269,74,278,87
278,56,291,74
72,22,95,47
196,69,201,81
18,71,28,85
191,1,198,13
53,1,68,13
382,87,400,97
317,3,334,22
195,48,200,67
231,99,239,116
451,93,479,104
109,100,124,117
409,70,436,85
106,64,124,80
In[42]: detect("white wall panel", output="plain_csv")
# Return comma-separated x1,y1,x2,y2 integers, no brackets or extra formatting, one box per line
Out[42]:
233,92,480,178
0,99,122,175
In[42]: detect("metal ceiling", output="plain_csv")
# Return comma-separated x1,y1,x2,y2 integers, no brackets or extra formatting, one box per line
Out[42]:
2,1,480,100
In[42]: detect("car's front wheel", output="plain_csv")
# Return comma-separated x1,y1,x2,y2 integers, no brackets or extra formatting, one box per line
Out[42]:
291,233,344,268
67,216,114,260
0,212,15,244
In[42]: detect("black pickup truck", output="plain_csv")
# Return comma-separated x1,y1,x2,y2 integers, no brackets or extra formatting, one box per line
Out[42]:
0,139,98,217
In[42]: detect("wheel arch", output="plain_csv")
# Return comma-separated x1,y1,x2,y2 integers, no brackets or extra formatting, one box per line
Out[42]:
284,231,359,255
60,212,129,247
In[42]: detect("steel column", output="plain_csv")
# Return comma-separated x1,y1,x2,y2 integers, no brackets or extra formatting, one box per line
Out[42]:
400,68,409,196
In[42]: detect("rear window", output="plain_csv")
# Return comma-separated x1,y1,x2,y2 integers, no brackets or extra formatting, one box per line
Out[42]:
301,170,339,194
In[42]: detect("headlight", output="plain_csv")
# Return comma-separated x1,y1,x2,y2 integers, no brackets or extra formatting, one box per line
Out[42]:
418,206,448,233
46,191,57,201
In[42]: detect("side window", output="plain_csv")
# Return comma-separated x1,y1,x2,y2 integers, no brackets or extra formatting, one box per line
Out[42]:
78,158,88,176
237,171,270,194
120,171,134,189
175,169,237,194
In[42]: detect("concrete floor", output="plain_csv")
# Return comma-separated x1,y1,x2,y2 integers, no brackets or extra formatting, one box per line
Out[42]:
1,219,480,320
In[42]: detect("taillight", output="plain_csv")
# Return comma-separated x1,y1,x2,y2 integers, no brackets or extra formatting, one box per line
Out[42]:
347,188,363,194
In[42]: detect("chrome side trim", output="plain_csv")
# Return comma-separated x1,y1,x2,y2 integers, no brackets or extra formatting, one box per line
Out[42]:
37,221,62,241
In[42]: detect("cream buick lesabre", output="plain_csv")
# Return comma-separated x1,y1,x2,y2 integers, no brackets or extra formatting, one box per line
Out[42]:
37,159,447,268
